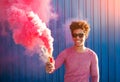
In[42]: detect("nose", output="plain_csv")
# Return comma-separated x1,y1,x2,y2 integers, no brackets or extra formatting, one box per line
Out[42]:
76,36,80,39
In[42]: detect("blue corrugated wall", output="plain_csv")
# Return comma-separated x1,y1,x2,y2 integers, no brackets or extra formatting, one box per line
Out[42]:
0,0,120,82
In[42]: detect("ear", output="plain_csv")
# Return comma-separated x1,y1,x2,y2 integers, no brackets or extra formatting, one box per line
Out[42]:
85,35,88,39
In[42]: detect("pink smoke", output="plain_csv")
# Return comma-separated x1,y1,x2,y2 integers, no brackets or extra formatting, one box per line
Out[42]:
0,0,56,62
0,0,56,23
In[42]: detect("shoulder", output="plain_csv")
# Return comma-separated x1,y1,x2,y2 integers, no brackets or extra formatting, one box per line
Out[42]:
58,46,73,57
87,48,97,55
60,46,73,54
86,48,98,60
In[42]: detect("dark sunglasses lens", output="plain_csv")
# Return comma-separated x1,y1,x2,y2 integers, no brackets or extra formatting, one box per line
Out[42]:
72,34,77,37
72,33,84,38
78,33,84,38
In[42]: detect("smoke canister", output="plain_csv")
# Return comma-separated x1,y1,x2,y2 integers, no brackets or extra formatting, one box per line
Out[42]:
48,56,53,63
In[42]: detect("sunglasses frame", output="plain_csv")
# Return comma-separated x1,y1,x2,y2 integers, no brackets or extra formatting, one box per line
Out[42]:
72,33,84,38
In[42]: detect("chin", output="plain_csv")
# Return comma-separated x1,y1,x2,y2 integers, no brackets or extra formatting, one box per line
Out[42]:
76,45,82,47
75,45,82,47
75,43,83,47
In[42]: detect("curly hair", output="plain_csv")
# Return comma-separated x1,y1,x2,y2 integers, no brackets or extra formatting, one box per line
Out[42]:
70,20,90,37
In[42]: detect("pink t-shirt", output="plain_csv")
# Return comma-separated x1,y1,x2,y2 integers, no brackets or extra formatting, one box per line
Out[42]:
55,46,99,82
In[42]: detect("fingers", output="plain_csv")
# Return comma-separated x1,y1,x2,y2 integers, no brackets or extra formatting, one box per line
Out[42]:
46,62,55,73
46,68,54,73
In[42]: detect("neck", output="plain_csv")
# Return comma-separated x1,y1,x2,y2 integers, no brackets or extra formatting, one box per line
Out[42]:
74,45,86,53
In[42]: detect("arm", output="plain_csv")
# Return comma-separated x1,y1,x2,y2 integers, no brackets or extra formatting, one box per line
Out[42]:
90,52,99,82
46,51,66,73
55,51,66,70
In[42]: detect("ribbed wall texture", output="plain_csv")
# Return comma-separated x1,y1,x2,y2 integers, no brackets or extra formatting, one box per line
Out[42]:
0,0,120,82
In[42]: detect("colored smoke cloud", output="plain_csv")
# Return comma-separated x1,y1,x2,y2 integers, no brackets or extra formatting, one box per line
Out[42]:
0,0,57,62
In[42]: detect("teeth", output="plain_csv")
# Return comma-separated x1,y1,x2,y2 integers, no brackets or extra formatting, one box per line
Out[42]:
76,41,80,42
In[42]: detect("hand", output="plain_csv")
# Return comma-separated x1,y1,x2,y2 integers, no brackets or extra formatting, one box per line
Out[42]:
46,61,55,73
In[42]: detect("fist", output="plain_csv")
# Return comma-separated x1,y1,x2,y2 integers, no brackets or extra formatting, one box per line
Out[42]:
46,61,55,73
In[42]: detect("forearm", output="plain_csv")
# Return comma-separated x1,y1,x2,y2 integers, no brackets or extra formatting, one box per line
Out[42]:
91,75,99,82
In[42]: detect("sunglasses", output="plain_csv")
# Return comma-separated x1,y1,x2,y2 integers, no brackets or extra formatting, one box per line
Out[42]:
72,33,84,38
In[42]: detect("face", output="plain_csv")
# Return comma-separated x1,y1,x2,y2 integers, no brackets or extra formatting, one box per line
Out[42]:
72,29,86,47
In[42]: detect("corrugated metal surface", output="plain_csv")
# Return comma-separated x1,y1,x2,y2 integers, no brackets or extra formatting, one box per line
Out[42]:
0,0,120,82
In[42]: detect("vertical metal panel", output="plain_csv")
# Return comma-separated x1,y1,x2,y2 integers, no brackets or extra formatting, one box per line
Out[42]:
115,0,120,82
100,0,109,82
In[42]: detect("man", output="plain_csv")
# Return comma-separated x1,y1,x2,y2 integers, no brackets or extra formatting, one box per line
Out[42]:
46,20,99,82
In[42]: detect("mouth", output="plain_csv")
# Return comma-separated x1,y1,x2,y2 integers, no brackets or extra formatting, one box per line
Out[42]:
75,40,83,47
75,40,81,43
